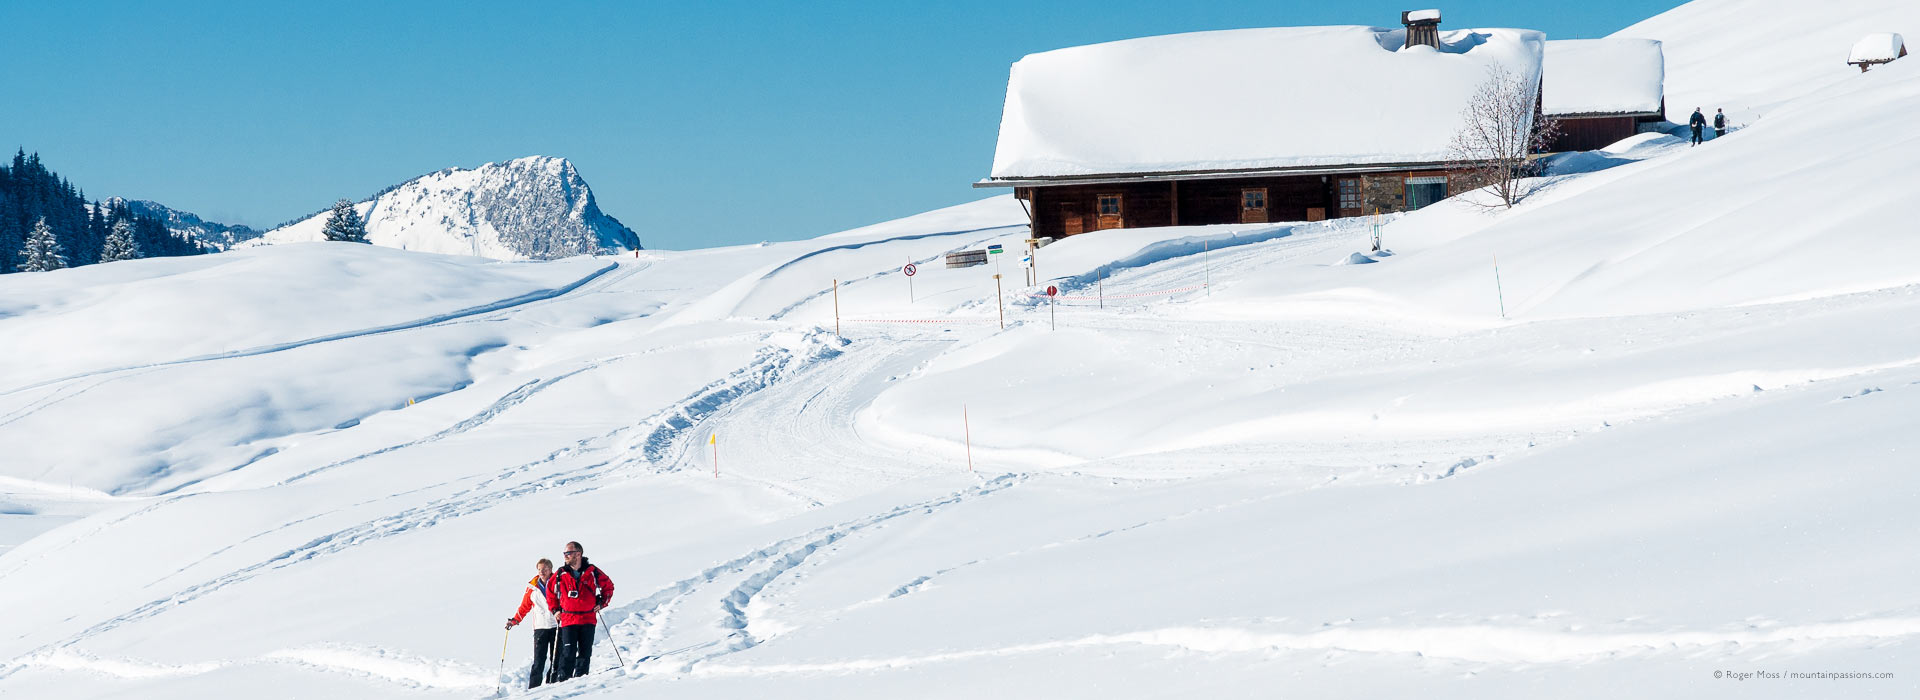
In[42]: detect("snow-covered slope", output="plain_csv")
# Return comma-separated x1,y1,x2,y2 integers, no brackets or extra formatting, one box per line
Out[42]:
256,156,641,260
1231,56,1920,320
5,5,1920,699
1614,0,1920,122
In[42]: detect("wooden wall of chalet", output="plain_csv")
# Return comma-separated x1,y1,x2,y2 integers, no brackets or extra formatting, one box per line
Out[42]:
1548,115,1645,152
1024,176,1337,239
1020,167,1497,238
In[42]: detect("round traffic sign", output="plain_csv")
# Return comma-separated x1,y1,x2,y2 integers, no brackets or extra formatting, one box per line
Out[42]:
1046,285,1058,297
903,263,917,277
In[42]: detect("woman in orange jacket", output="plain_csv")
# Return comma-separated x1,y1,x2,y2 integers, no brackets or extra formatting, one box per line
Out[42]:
505,558,559,688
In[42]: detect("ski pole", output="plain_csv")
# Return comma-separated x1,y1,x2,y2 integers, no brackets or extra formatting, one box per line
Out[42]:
498,627,510,692
600,617,626,667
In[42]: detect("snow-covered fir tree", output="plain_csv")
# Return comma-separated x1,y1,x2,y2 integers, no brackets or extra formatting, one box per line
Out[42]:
100,219,142,262
18,217,69,272
321,199,369,243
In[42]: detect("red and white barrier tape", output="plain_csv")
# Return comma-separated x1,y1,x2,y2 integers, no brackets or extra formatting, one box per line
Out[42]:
1027,283,1208,301
843,318,998,324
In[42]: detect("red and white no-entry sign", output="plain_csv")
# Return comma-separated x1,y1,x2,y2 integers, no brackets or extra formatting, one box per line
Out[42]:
1046,285,1058,297
903,263,918,277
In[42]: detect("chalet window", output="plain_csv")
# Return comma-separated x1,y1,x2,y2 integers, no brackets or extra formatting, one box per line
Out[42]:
1338,178,1362,212
1404,176,1448,211
1097,194,1122,216
1242,189,1266,210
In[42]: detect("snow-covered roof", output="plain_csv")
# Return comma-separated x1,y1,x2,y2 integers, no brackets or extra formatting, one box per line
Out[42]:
1849,32,1906,63
983,25,1546,184
1542,39,1665,117
1406,9,1441,22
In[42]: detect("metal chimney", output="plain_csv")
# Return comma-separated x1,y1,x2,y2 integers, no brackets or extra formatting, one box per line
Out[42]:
1402,9,1441,49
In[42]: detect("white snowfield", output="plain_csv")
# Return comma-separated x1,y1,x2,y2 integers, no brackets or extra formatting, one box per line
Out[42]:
1542,38,1665,116
985,25,1545,179
6,5,1920,700
1614,0,1920,123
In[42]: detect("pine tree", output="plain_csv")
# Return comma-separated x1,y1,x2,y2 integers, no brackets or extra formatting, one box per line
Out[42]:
19,217,68,272
321,199,368,243
101,218,141,262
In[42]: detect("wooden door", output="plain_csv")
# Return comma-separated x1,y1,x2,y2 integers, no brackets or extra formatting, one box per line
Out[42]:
1240,188,1268,224
1337,178,1363,218
1095,194,1124,230
1059,202,1083,236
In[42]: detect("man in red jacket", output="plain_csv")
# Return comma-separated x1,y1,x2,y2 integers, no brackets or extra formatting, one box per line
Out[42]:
545,541,615,682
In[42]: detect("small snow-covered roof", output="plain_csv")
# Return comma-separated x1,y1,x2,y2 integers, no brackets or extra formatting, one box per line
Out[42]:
1406,9,1441,23
1543,39,1665,117
982,25,1546,184
1849,33,1906,64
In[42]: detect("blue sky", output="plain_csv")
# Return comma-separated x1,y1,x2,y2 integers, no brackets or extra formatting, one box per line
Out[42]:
1,1,1682,249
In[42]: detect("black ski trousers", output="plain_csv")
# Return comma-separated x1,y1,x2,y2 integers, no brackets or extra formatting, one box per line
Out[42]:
553,623,595,682
529,628,557,689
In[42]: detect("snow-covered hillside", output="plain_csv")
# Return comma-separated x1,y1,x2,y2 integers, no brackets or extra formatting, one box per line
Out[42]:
4,3,1920,699
256,156,641,260
1615,0,1920,122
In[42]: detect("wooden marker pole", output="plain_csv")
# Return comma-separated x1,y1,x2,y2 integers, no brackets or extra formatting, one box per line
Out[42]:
1098,268,1104,309
832,279,841,337
711,433,719,478
994,274,1004,330
1494,255,1507,319
963,405,973,473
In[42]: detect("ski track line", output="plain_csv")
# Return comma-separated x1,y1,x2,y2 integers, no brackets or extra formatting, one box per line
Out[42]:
0,372,150,429
881,475,1324,602
0,494,193,582
1014,219,1362,309
629,332,959,508
273,361,611,486
685,616,1920,676
0,330,814,676
14,644,494,690
639,474,1030,671
525,473,1029,699
0,261,628,398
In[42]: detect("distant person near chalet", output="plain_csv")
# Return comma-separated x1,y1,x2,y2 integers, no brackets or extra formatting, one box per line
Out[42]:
546,541,615,682
505,558,560,689
1714,108,1728,138
1689,108,1707,146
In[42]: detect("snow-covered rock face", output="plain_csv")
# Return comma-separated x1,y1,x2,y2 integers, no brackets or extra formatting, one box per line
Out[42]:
257,156,641,260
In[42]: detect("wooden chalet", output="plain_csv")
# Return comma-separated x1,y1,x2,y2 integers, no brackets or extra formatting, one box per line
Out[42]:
1541,39,1667,152
974,12,1550,239
1848,33,1907,72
